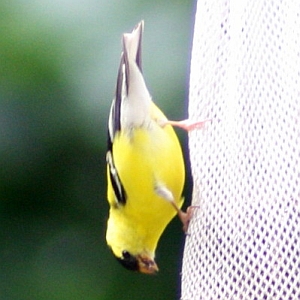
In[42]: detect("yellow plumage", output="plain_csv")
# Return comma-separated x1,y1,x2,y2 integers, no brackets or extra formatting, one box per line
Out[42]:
106,21,186,274
107,105,184,252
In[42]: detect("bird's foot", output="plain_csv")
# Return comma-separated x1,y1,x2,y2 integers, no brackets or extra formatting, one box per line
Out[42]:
170,200,199,232
177,206,199,233
159,118,211,131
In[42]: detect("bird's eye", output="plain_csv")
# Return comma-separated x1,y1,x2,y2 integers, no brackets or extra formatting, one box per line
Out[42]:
114,250,139,271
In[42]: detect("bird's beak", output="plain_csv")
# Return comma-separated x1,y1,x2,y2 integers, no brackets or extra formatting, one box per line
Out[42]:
137,254,159,274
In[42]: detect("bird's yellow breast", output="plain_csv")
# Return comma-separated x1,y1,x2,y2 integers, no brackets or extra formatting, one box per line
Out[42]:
106,105,185,256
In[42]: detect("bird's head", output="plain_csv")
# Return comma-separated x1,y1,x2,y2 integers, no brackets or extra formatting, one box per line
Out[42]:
106,200,161,274
112,249,159,274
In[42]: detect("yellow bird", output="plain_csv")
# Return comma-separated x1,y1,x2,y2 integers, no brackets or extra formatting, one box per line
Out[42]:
106,21,203,274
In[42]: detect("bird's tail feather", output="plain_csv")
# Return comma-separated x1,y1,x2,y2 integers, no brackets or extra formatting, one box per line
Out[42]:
123,20,144,72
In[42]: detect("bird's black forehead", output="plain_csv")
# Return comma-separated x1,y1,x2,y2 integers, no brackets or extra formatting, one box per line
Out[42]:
114,250,139,271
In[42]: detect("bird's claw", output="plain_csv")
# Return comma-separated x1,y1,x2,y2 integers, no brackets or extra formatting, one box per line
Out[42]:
178,206,199,233
159,118,211,131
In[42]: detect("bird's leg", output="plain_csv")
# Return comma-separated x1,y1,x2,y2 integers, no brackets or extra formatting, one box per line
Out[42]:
154,184,198,232
159,118,211,131
170,201,198,233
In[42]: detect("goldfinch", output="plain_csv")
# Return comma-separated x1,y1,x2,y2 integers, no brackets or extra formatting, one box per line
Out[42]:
106,21,203,274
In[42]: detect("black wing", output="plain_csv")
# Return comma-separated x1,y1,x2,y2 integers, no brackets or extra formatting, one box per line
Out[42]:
106,21,144,206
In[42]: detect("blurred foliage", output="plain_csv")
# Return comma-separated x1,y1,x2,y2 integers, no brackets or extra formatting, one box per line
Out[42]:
0,1,195,299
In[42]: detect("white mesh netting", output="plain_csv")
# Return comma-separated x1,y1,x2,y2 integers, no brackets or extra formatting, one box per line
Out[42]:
181,0,300,299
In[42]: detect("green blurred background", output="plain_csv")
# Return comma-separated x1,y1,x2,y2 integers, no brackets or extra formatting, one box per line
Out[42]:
0,1,195,299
